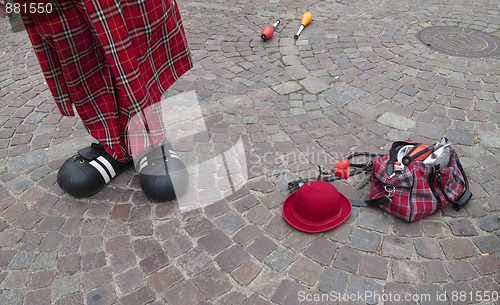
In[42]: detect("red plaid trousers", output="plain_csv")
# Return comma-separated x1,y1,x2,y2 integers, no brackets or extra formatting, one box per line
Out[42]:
21,0,193,162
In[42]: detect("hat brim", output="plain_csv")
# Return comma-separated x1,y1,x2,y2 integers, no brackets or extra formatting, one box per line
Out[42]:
282,190,352,233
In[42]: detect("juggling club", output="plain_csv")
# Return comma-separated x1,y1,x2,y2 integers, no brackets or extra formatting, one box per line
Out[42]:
261,20,281,40
294,11,312,39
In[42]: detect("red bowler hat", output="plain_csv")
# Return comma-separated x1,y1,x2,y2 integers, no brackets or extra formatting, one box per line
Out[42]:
282,180,352,233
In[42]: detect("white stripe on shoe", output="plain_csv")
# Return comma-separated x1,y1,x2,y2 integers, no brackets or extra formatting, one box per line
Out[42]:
139,156,148,172
97,156,116,178
90,160,111,183
168,150,180,159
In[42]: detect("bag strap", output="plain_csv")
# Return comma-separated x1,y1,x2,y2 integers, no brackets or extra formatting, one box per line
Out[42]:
287,152,383,195
428,169,443,210
350,196,391,207
429,151,472,211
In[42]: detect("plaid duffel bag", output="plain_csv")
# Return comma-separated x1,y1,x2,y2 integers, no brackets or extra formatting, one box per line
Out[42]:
370,138,472,222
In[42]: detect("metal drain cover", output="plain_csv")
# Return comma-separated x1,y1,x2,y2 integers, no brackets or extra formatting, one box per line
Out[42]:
418,26,500,58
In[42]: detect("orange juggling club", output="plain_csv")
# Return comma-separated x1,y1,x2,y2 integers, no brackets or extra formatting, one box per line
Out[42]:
261,20,281,41
294,11,312,39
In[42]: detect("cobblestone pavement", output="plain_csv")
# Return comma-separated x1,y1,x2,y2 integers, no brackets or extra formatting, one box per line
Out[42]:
1,0,500,304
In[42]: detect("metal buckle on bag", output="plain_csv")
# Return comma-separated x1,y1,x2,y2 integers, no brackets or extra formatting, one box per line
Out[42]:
384,185,395,198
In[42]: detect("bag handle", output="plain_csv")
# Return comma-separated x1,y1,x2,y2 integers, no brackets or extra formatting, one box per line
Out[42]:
429,151,472,211
387,141,417,177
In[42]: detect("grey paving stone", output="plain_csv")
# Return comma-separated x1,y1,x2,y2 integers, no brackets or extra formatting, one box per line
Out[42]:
232,194,260,213
264,215,294,241
120,286,154,305
163,235,192,258
443,282,474,304
115,268,145,294
246,205,272,225
448,219,478,236
272,81,302,95
414,237,443,259
382,236,414,258
285,65,309,80
416,284,448,305
377,112,416,131
442,238,480,259
139,250,169,275
347,276,384,305
471,255,500,276
218,291,247,305
393,219,423,237
247,236,277,260
421,220,450,238
53,274,81,298
299,77,329,94
177,246,213,276
230,260,262,286
318,267,349,293
319,88,352,107
392,260,424,284
8,178,34,194
212,211,246,235
146,266,184,294
282,230,314,253
358,212,390,233
282,55,301,66
54,292,85,305
333,247,362,273
446,260,478,281
422,260,449,283
163,280,204,305
87,285,117,305
132,238,161,259
359,254,388,280
24,288,52,305
192,267,232,300
383,282,417,305
215,244,250,272
243,294,272,305
38,232,63,252
447,129,475,146
288,257,322,286
32,252,57,269
271,279,303,305
263,247,297,272
3,270,31,288
0,289,25,305
350,229,381,253
7,252,36,270
183,217,216,238
197,228,232,255
479,133,500,149
81,251,107,272
482,180,500,197
304,237,337,265
7,150,48,173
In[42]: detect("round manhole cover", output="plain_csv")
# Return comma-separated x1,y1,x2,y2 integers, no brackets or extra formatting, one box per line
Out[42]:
417,26,500,58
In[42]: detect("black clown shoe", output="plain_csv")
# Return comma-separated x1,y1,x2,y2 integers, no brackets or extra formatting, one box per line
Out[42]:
57,143,132,198
135,140,189,203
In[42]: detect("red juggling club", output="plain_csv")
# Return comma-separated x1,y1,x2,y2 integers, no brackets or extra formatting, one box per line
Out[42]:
261,20,281,40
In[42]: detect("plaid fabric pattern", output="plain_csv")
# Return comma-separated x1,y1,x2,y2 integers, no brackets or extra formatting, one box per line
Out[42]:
371,148,465,222
21,0,193,162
